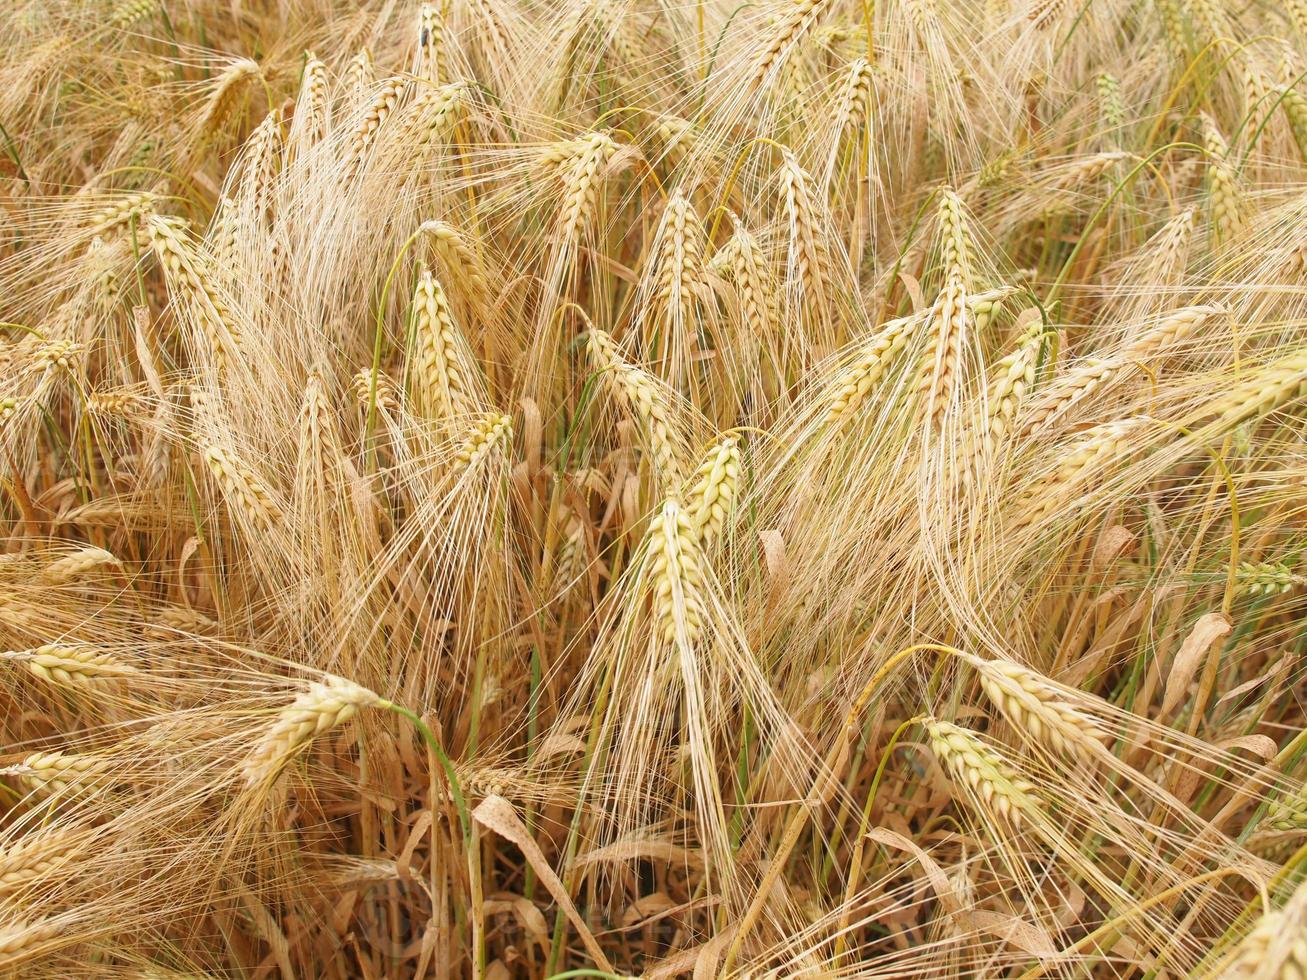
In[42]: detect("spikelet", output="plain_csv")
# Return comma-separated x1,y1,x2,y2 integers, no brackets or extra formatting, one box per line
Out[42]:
646,500,707,647
109,0,159,28
923,718,1035,824
0,915,60,961
396,82,468,163
0,825,87,891
831,58,875,139
1218,882,1307,979
5,644,136,687
238,111,282,225
1268,784,1307,830
411,270,474,419
244,676,382,787
1021,306,1213,436
961,653,1107,758
1010,419,1145,532
145,214,242,371
201,442,285,534
1203,116,1246,243
1236,561,1307,596
1126,305,1218,358
290,53,329,153
1096,72,1125,140
197,59,261,138
550,511,587,595
467,0,515,66
719,215,780,339
1141,208,1196,286
85,389,139,416
420,219,490,305
779,150,831,311
86,191,155,238
148,605,220,638
416,4,445,82
354,369,401,411
978,318,1043,455
545,132,619,244
14,751,107,799
921,188,973,430
747,0,834,91
344,49,374,100
453,412,513,470
586,328,685,485
41,547,120,584
1197,350,1307,434
686,436,740,549
823,315,917,428
650,113,697,169
34,340,83,374
345,76,406,172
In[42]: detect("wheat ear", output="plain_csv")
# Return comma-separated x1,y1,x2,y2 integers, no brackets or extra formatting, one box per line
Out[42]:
453,412,513,470
646,500,707,646
586,327,685,485
201,442,285,533
41,547,120,584
4,645,136,687
923,717,1036,824
686,435,740,549
244,676,383,787
960,653,1108,759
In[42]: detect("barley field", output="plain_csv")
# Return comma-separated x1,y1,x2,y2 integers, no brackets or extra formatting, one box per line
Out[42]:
1,0,1306,976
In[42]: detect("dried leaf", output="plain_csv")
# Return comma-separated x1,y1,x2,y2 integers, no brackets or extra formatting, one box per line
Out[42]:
1161,613,1230,719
